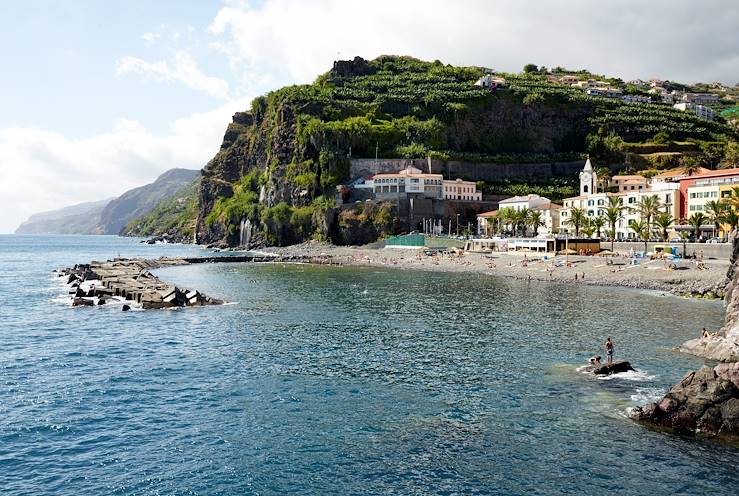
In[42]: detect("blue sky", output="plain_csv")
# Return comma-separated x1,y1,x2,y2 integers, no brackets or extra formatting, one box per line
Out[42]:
1,0,738,233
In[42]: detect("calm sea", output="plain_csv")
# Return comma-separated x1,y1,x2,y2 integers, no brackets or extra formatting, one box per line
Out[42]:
1,235,738,495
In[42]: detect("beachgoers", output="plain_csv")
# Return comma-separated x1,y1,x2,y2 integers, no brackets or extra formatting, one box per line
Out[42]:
605,337,614,364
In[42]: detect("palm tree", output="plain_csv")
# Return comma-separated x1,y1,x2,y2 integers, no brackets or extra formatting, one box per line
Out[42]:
723,186,739,211
529,210,544,237
630,219,649,254
681,157,701,177
517,208,531,236
636,195,662,238
591,216,605,239
582,224,596,238
722,209,739,234
688,212,708,241
654,212,674,242
704,200,725,238
604,196,626,251
565,207,586,236
497,207,515,235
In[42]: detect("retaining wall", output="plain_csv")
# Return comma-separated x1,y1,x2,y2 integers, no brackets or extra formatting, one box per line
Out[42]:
601,241,732,260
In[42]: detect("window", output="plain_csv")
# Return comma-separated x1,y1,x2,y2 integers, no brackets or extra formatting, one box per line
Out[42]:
588,210,594,216
628,197,636,204
665,194,671,204
597,199,604,206
587,200,594,206
584,185,589,193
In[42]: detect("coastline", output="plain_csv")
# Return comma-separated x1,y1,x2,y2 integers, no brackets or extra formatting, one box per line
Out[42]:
263,241,729,297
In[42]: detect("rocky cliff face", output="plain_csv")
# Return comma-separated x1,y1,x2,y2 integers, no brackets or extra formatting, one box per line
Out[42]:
631,232,739,439
679,231,739,362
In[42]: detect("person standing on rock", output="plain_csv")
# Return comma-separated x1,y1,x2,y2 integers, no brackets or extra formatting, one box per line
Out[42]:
605,337,614,365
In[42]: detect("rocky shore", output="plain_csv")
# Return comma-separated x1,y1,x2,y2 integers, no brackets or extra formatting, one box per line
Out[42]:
263,242,728,297
631,233,739,440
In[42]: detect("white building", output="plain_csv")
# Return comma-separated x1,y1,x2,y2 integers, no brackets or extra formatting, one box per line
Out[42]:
475,75,506,89
443,178,482,201
673,102,716,121
496,194,562,236
371,166,481,202
372,167,443,199
579,158,597,195
561,161,680,240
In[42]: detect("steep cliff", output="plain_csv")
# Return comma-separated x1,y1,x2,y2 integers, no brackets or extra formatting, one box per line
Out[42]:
197,55,735,247
99,168,199,234
121,178,200,242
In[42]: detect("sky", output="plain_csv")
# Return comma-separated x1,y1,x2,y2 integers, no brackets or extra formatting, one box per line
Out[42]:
1,0,738,233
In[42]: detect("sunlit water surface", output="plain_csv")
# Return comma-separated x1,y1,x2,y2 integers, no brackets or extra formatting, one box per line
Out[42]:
1,235,737,495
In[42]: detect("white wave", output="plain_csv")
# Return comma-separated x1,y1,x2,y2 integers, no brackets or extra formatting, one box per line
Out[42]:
630,386,665,403
596,369,656,382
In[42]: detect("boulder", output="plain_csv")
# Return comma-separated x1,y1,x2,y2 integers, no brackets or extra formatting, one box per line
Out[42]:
631,366,739,439
72,297,94,307
592,360,634,375
122,304,130,311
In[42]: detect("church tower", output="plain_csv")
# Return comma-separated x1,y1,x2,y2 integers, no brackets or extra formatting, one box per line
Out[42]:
579,158,598,196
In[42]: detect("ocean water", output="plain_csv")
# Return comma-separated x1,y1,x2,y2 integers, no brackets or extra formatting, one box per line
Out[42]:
1,234,738,495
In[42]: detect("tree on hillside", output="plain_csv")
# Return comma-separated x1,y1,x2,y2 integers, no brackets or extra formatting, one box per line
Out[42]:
680,156,701,176
595,167,611,192
654,212,675,242
688,212,708,241
604,196,626,251
523,63,539,73
723,141,739,168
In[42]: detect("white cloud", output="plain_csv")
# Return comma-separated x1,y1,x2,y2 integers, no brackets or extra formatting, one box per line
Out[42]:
116,51,231,100
207,0,739,85
0,98,251,233
141,32,160,43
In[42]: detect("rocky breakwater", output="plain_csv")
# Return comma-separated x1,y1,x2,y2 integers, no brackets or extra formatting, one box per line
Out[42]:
58,258,223,310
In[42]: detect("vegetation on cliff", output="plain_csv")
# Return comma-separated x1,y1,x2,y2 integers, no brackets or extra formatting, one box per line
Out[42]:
196,55,738,247
122,178,200,241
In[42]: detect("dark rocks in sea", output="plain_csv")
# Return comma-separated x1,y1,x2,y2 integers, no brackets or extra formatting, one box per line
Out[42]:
631,366,739,439
591,360,634,375
58,258,224,310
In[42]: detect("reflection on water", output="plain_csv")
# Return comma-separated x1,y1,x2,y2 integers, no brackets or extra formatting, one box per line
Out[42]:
0,235,737,495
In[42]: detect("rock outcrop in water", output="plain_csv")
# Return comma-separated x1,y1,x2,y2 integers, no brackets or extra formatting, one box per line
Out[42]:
631,232,739,440
631,366,739,438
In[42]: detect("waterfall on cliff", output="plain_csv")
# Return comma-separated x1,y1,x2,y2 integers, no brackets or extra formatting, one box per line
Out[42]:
239,218,252,247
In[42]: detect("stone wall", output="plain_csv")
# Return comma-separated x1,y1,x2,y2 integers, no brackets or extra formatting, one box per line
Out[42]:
349,158,622,182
